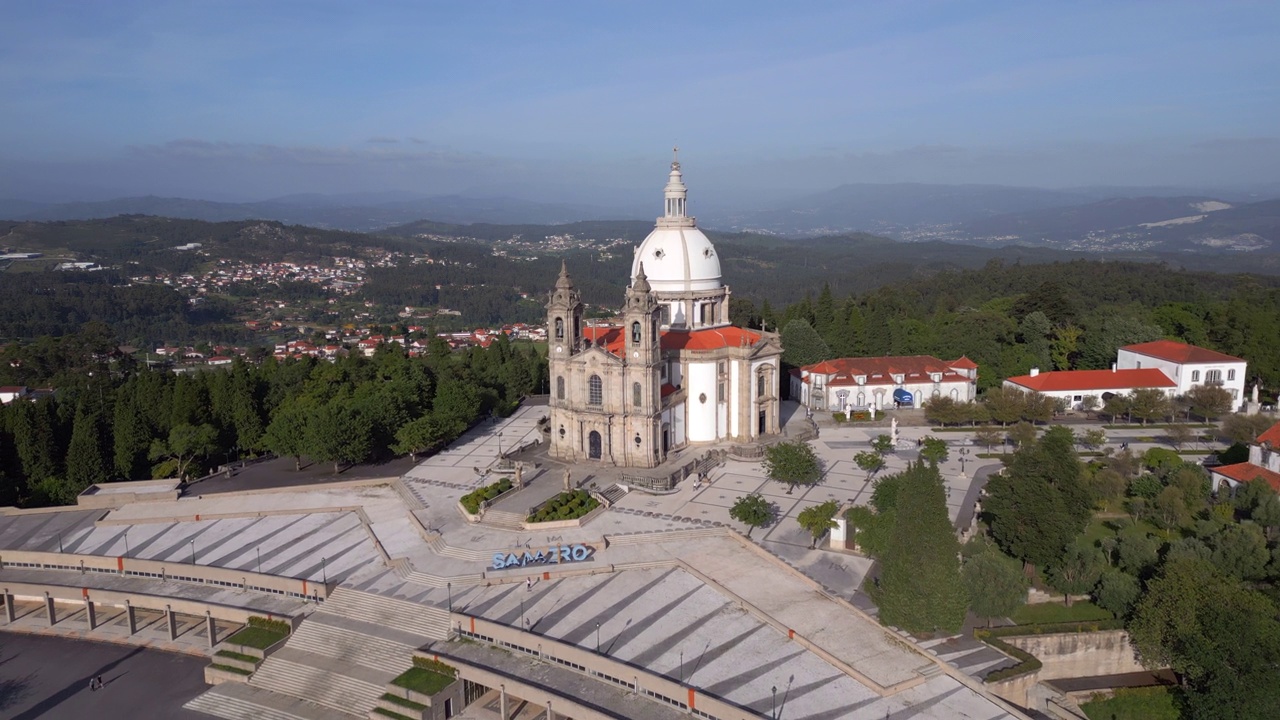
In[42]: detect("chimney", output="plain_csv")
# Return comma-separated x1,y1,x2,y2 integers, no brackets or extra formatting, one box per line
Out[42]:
1029,368,1039,377
1111,363,1117,373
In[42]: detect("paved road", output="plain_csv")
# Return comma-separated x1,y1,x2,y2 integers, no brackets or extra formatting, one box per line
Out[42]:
0,633,209,720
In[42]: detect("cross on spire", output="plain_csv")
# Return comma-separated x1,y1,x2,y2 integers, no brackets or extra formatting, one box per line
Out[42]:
671,145,680,171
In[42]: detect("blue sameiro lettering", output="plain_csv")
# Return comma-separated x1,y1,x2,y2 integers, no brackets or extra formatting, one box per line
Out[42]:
560,546,572,563
571,544,589,561
533,550,546,564
504,553,521,568
492,553,507,570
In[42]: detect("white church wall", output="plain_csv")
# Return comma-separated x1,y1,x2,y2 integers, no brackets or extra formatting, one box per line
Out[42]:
730,361,741,437
687,361,717,442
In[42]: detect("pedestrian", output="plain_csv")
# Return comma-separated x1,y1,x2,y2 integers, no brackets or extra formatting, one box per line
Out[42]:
96,675,104,690
526,576,532,592
89,678,97,692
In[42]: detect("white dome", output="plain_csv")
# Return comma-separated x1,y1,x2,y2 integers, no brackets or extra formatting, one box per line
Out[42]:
631,225,722,293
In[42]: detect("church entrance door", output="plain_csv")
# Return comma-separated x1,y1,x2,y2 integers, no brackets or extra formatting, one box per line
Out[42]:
662,426,670,454
758,410,767,435
588,431,602,460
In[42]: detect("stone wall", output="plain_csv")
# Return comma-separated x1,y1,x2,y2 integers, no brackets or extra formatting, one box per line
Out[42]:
988,630,1146,707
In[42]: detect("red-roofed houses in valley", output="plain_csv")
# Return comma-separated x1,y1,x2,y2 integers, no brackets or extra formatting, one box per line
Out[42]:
789,356,978,413
1210,420,1280,495
546,158,783,469
1117,340,1247,411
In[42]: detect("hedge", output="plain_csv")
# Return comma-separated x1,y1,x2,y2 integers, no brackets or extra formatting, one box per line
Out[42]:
460,478,515,514
412,656,458,678
528,490,599,523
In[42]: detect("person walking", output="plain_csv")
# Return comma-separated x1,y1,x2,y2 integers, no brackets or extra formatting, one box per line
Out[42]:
89,678,97,692
96,675,104,690
526,576,532,592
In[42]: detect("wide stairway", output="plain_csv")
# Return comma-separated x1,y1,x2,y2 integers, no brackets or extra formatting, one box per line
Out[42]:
478,507,526,531
185,587,452,720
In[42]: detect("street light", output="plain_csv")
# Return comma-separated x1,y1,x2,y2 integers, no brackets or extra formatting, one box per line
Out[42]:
256,547,262,574
521,597,526,628
322,556,328,586
124,529,130,558
498,431,504,457
447,582,452,612
190,539,196,565
595,622,600,653
772,685,777,720
679,650,683,683
58,532,63,553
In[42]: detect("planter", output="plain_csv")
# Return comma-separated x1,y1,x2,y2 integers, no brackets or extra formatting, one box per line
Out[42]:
205,664,253,685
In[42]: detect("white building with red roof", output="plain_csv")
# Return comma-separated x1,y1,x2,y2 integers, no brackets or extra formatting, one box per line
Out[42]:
1003,367,1177,410
790,356,978,412
546,154,783,468
1210,421,1280,495
1117,340,1247,411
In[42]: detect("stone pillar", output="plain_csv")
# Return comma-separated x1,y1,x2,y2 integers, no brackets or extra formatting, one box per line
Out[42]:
2,591,13,623
44,592,56,626
205,611,217,648
499,685,507,719
166,605,178,641
84,598,96,630
125,600,137,635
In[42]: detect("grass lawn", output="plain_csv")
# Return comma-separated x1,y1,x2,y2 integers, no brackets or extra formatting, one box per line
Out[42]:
1012,600,1113,625
214,650,261,664
1081,686,1180,720
391,667,455,696
224,626,288,650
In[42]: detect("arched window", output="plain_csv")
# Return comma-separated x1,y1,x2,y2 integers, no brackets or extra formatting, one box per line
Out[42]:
631,321,641,345
1206,369,1222,384
588,375,603,406
555,376,565,400
757,372,766,398
554,317,564,340
633,382,642,407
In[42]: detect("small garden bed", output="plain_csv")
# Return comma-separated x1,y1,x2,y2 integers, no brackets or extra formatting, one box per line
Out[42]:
460,477,514,514
224,622,288,651
373,709,417,720
381,693,427,711
392,667,455,697
1011,600,1113,625
527,490,599,523
210,663,253,676
215,649,260,665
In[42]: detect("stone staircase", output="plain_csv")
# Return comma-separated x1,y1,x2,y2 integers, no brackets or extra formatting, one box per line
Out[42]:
186,587,455,720
600,483,628,505
185,682,357,720
321,587,451,640
606,526,729,546
479,508,527,531
250,648,387,716
426,533,495,561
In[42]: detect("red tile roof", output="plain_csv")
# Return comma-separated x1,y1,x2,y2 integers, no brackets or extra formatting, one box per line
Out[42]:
1121,340,1244,364
1212,462,1280,492
948,356,979,370
583,325,763,357
1256,421,1280,446
800,355,974,387
1006,368,1176,392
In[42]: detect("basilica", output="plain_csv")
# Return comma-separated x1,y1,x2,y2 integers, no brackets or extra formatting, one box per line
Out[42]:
546,155,784,468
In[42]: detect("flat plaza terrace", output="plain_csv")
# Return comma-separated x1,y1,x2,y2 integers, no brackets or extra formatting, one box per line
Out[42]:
0,404,1025,719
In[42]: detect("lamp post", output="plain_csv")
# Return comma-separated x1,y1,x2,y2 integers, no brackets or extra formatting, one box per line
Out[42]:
124,529,130,558
447,582,452,612
595,622,600,653
256,547,262,574
322,557,328,586
520,597,526,628
679,650,683,683
58,532,63,553
498,431,504,457
190,539,196,565
772,685,777,720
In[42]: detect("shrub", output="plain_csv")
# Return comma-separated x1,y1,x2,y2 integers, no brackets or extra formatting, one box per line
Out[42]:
412,656,457,677
832,412,847,423
527,489,599,523
246,616,291,635
460,478,514,514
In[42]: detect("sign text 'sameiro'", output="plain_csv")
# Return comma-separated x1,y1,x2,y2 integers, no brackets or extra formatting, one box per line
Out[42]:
491,544,592,570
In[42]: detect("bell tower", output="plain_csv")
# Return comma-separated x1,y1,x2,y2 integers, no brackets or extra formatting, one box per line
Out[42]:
622,263,663,466
546,261,584,457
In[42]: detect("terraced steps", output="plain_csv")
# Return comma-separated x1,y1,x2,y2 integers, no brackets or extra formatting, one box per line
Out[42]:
479,508,526,531
322,587,450,640
286,616,420,675
185,682,358,720
606,526,728,545
600,484,628,505
250,648,388,716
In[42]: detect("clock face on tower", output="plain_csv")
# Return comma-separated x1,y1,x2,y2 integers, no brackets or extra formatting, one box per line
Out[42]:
555,346,562,353
632,351,639,358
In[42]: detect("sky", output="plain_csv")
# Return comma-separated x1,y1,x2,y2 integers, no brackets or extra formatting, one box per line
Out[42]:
2,1,1278,205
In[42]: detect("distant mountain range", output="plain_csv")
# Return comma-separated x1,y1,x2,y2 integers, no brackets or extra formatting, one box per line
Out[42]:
3,182,1278,254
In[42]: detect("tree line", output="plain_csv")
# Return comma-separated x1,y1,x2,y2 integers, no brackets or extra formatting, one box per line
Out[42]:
0,334,546,507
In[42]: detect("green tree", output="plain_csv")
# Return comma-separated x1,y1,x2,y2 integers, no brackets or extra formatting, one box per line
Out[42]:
796,499,840,549
780,319,832,367
1116,532,1161,577
1153,486,1191,534
393,415,449,461
112,394,152,479
919,436,949,465
262,400,311,470
1085,468,1126,512
1209,523,1270,580
1007,421,1038,449
853,450,885,479
1046,544,1104,606
1219,413,1273,445
1164,423,1193,450
1081,428,1107,451
762,440,823,495
876,463,968,634
1093,568,1140,618
1184,384,1233,421
65,406,109,499
729,493,773,538
983,387,1026,426
1129,388,1171,425
870,434,895,456
148,423,218,481
973,427,1004,453
306,401,373,474
962,545,1028,626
